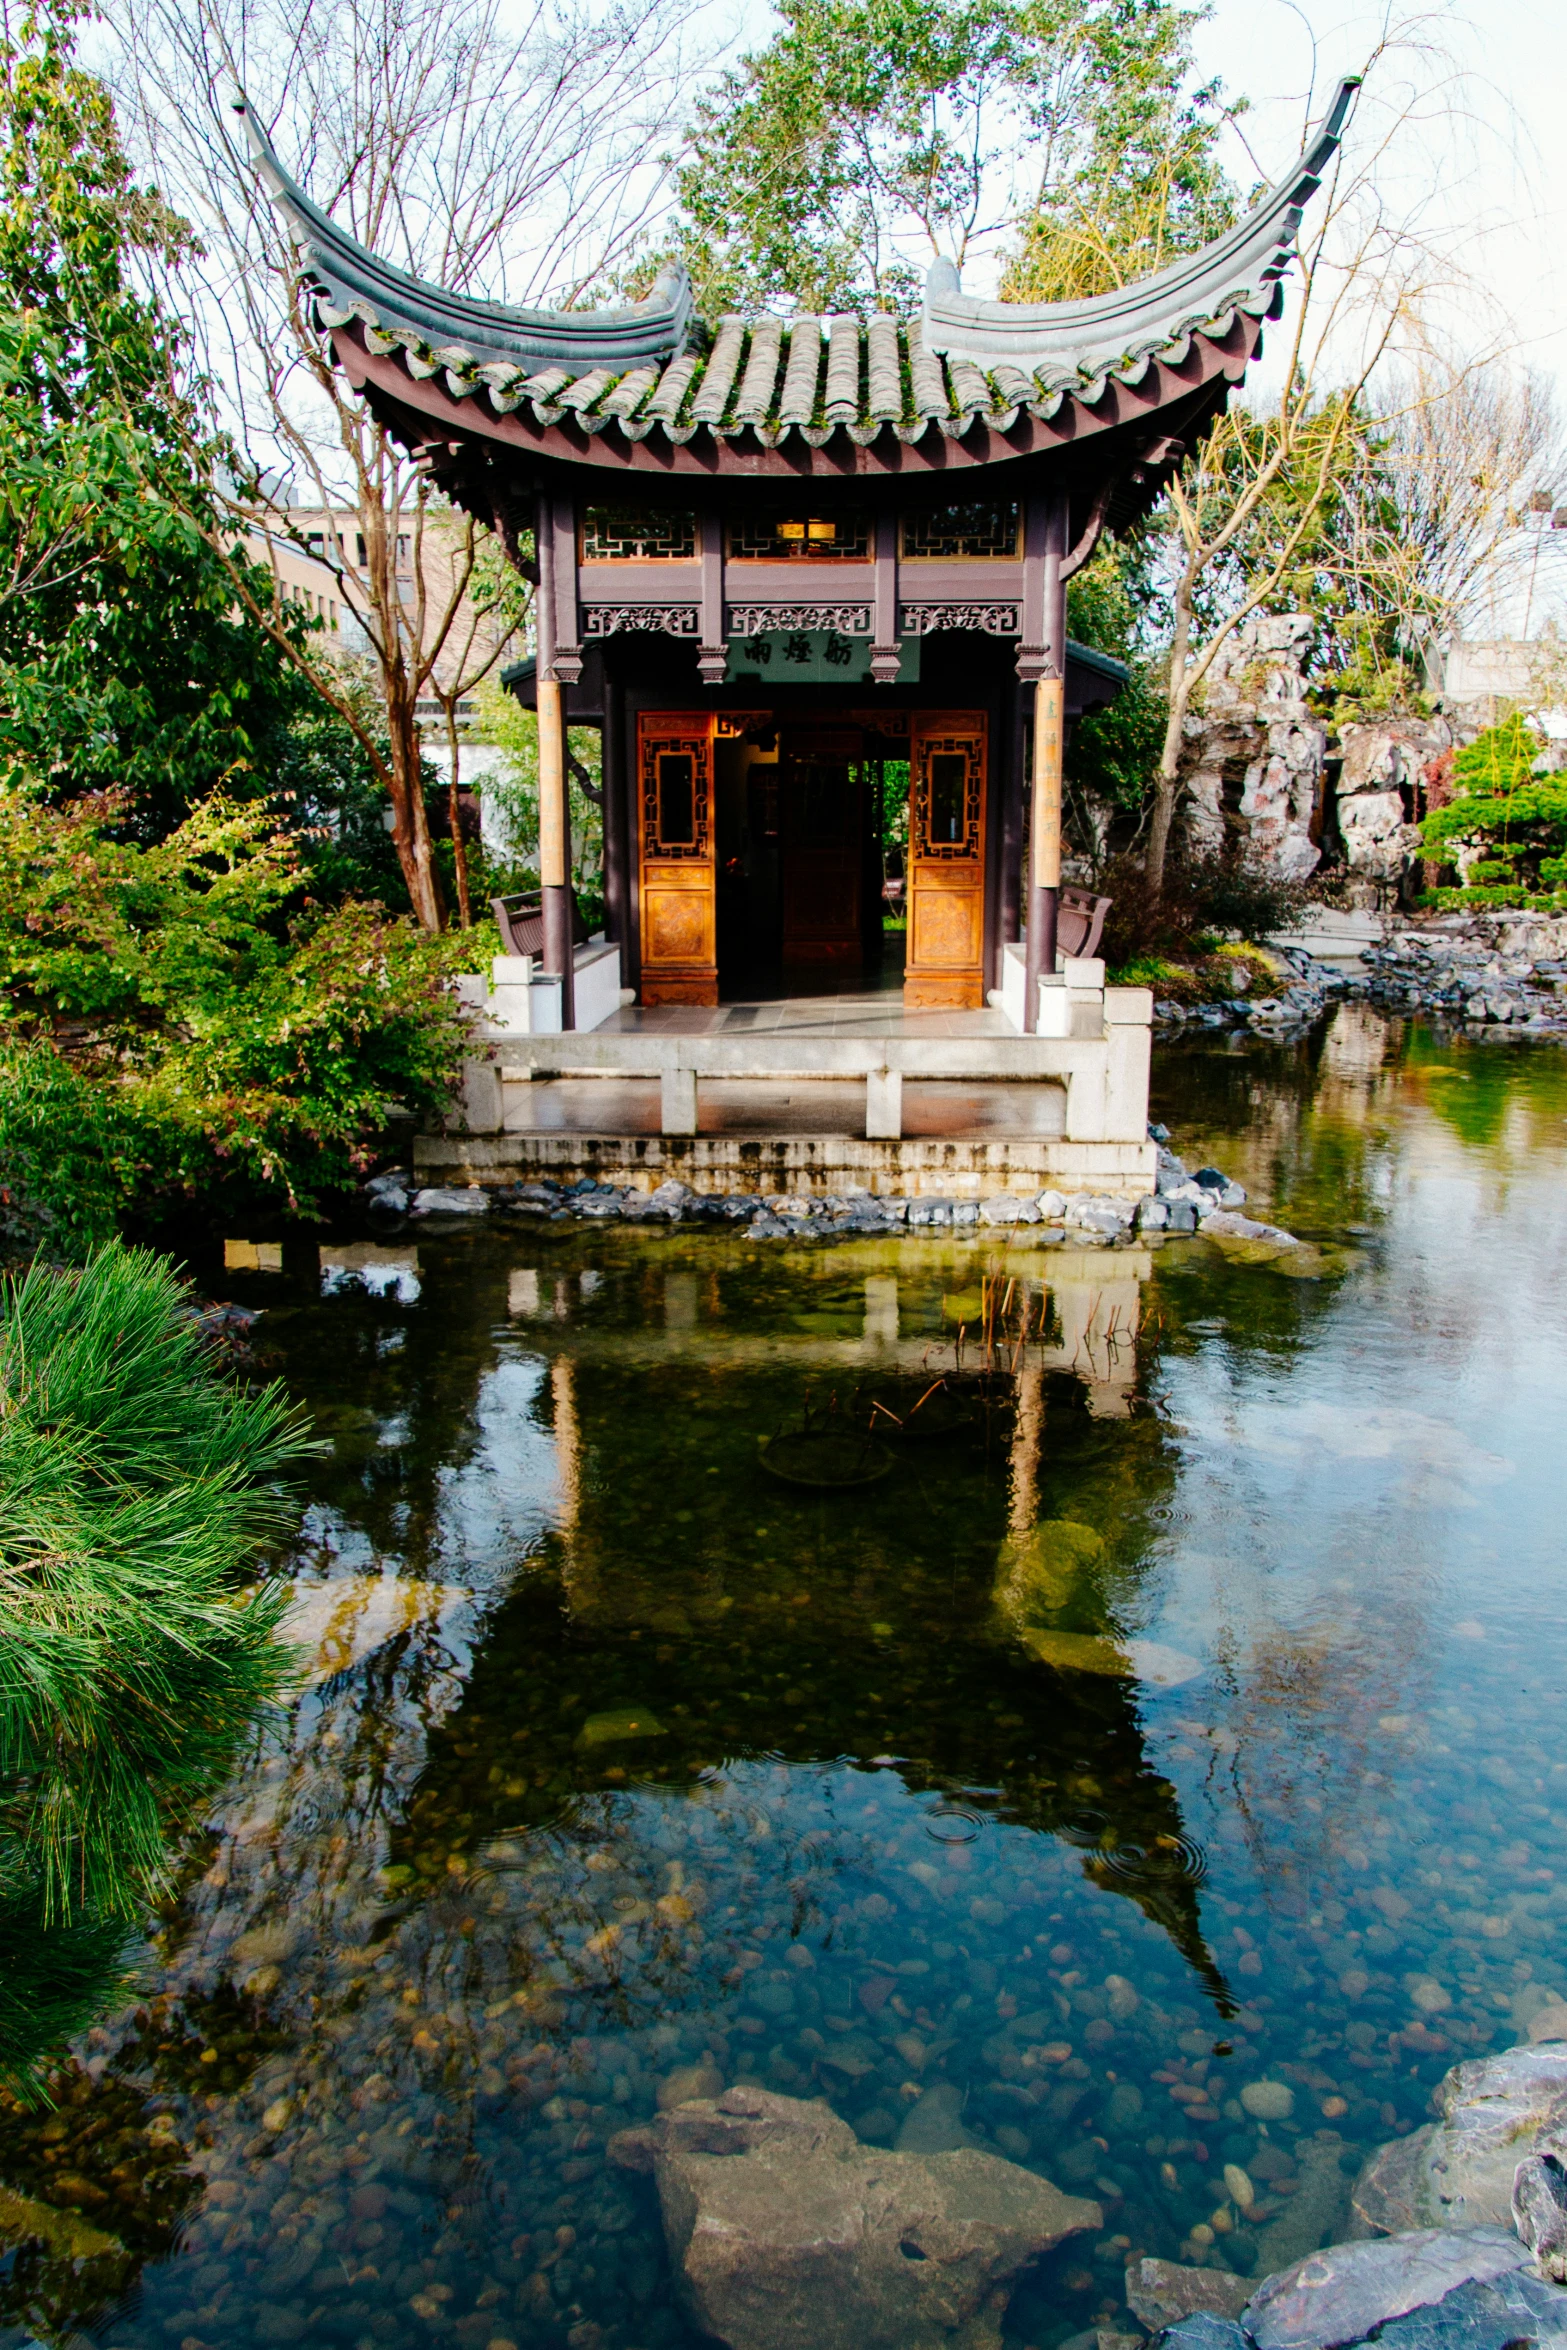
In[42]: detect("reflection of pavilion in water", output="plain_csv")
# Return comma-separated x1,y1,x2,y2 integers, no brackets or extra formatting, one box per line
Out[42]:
419,1234,1233,2007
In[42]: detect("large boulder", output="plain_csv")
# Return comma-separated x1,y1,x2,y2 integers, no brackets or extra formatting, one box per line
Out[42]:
1243,2227,1528,2350
1163,2254,1567,2350
1177,612,1325,877
608,2083,1099,2350
1332,720,1446,898
1353,2046,1567,2236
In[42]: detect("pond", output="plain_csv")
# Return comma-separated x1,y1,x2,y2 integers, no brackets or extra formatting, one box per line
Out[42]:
6,1006,1567,2350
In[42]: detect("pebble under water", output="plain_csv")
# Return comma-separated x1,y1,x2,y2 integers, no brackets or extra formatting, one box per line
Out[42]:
6,1006,1567,2350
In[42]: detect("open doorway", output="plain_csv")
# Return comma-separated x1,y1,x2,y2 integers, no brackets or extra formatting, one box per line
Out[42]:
714,719,894,998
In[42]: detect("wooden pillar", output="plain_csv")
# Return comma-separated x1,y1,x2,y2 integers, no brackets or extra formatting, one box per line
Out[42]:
870,509,900,685
536,487,574,1030
983,681,1006,998
1022,494,1068,1033
1002,684,1026,948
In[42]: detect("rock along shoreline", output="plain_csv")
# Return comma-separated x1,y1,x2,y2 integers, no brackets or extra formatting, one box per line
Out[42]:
370,1138,1299,1253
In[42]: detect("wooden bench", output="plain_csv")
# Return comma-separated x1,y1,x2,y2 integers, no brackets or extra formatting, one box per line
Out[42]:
491,891,593,959
1058,886,1112,961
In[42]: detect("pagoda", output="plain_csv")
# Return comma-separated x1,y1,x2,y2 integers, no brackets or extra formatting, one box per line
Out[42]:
240,80,1354,1033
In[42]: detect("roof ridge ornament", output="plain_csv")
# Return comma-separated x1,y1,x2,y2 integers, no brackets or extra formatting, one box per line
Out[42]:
922,75,1360,376
227,82,694,371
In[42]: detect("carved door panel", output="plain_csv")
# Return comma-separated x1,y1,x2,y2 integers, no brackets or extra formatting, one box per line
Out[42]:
638,714,717,1005
906,712,987,1009
780,737,863,968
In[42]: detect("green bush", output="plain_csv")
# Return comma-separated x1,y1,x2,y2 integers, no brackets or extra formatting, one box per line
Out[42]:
1420,715,1567,892
1099,842,1314,969
1417,885,1567,913
0,1243,315,2091
0,785,474,1224
0,1039,142,1245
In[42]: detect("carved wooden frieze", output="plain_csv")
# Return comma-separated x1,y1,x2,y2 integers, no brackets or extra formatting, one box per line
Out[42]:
899,602,1020,636
724,604,874,636
583,604,701,638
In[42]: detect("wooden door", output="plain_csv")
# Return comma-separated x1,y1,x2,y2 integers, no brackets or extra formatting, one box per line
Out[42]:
638,713,717,1005
781,736,863,968
906,712,987,1009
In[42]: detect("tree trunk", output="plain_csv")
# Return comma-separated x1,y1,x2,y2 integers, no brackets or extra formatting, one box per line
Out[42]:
442,698,472,928
1145,593,1194,900
387,695,446,933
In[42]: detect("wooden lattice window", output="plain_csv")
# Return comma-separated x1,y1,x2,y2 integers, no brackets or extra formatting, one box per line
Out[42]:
728,509,870,561
583,506,698,560
642,735,711,859
901,502,1021,560
913,735,983,860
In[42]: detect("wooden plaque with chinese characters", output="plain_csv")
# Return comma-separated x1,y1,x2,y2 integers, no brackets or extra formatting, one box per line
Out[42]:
905,712,987,1009
637,712,718,1004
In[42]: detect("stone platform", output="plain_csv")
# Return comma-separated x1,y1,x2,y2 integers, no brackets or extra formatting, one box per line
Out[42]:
429,974,1156,1199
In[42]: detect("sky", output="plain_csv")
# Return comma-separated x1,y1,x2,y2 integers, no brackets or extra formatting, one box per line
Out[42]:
1191,0,1567,402
1186,0,1567,634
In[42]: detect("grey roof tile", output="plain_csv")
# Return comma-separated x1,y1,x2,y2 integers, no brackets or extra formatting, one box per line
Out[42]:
777,318,822,423
689,317,745,423
734,317,783,421
823,314,861,420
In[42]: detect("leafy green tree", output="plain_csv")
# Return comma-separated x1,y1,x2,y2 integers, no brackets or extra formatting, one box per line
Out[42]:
668,0,1234,320
0,5,315,834
473,674,606,918
1420,714,1567,895
1002,0,1234,301
1065,535,1169,833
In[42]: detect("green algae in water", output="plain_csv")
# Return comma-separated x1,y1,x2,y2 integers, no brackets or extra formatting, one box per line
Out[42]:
4,1010,1567,2349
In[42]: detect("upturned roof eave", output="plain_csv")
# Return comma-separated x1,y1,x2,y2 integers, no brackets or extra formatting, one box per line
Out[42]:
338,307,1256,488
230,85,694,369
921,77,1359,373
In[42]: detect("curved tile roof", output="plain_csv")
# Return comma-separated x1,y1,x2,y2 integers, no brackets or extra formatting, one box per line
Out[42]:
239,74,1356,450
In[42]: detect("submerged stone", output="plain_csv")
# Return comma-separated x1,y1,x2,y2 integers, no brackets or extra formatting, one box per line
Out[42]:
895,2082,981,2154
608,2084,1099,2350
1240,2081,1295,2121
1125,2258,1253,2329
658,2060,724,2111
994,1520,1106,1625
578,1706,666,1748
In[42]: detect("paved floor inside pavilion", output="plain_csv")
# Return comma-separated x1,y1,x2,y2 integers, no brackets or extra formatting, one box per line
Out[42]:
596,932,1014,1045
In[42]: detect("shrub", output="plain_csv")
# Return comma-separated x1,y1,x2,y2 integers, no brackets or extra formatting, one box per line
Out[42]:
0,785,474,1222
0,1039,142,1246
1098,842,1314,968
1418,885,1567,913
0,1243,315,2092
1420,715,1567,891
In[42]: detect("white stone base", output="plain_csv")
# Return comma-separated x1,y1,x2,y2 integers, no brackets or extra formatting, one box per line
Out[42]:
995,940,1111,1037
477,941,625,1036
